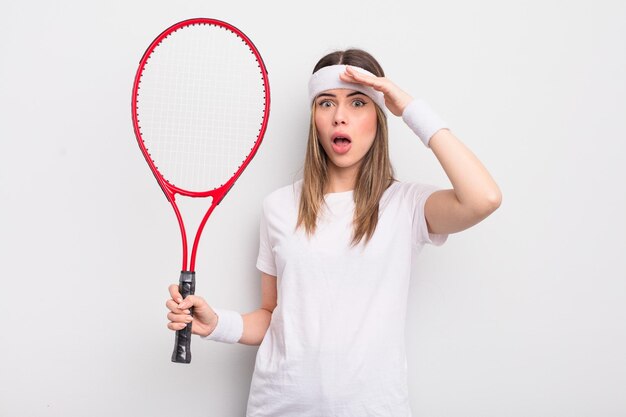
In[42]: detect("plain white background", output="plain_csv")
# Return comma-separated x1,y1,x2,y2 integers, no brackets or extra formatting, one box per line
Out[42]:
1,1,624,416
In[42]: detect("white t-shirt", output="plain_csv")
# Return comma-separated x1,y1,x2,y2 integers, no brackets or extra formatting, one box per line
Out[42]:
246,179,448,417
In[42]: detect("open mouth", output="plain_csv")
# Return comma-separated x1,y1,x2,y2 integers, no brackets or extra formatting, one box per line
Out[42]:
333,137,351,145
331,134,352,154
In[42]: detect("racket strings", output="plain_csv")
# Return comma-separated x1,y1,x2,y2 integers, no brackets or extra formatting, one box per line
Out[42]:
136,23,267,193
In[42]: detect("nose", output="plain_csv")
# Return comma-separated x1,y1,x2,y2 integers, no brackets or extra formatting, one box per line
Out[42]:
332,105,347,126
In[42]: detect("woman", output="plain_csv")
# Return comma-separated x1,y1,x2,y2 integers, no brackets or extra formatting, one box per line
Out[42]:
166,49,502,416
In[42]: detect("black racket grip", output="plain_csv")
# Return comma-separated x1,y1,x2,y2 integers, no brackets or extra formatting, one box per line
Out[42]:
171,271,195,363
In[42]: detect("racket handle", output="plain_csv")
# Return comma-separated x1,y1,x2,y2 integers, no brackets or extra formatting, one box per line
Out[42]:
171,271,195,364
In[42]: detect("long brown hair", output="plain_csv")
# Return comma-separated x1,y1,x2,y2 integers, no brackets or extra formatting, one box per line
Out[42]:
296,49,396,247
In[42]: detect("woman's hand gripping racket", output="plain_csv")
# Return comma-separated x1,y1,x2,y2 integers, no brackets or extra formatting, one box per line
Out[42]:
131,18,270,363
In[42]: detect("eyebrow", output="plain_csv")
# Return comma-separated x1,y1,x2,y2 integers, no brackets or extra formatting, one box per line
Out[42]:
316,91,367,99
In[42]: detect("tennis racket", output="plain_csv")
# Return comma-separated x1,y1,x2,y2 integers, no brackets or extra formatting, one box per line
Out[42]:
131,18,270,363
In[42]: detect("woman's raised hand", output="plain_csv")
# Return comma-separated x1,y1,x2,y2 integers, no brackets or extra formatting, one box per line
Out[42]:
166,284,218,337
340,65,413,117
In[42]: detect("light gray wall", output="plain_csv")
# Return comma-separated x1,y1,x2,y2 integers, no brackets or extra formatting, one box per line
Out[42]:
1,1,624,416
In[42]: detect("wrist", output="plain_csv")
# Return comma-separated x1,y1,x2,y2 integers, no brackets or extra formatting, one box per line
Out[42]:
201,311,219,337
200,308,243,344
401,98,448,148
397,94,414,115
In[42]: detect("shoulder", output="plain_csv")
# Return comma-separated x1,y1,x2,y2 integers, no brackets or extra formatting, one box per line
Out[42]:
261,179,303,212
381,180,442,214
385,180,441,200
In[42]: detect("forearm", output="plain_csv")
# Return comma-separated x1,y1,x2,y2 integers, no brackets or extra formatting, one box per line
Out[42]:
238,308,273,346
429,128,502,211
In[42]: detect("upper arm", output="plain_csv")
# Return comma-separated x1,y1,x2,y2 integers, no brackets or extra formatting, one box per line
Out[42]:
424,189,496,235
261,272,277,313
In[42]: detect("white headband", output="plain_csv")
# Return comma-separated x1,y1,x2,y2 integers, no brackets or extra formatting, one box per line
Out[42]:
308,64,387,113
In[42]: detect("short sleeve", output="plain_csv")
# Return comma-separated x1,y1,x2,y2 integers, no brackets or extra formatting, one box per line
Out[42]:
256,200,277,276
408,183,449,247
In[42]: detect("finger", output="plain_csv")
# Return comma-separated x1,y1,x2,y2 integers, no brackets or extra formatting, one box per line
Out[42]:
341,70,389,95
178,294,205,310
168,284,183,303
340,67,375,86
167,322,188,331
346,66,380,84
339,72,361,84
165,299,191,314
167,312,194,323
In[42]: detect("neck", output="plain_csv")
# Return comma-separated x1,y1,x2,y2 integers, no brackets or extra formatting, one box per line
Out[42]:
325,164,359,193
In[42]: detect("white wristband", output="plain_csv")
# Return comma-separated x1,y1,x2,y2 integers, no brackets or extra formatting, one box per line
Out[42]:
401,98,448,148
201,308,243,344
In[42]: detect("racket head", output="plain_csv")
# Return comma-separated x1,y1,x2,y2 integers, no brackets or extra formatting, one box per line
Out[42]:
131,18,270,200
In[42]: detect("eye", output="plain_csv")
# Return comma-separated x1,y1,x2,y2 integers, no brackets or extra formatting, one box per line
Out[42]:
317,100,333,108
352,99,366,107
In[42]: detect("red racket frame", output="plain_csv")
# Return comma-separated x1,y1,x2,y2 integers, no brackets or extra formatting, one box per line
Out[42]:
131,18,270,272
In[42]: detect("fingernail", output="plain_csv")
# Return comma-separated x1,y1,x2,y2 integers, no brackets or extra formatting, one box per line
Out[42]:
184,309,190,314
176,297,183,303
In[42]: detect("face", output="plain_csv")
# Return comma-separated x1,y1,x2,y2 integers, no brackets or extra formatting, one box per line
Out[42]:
314,88,378,175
